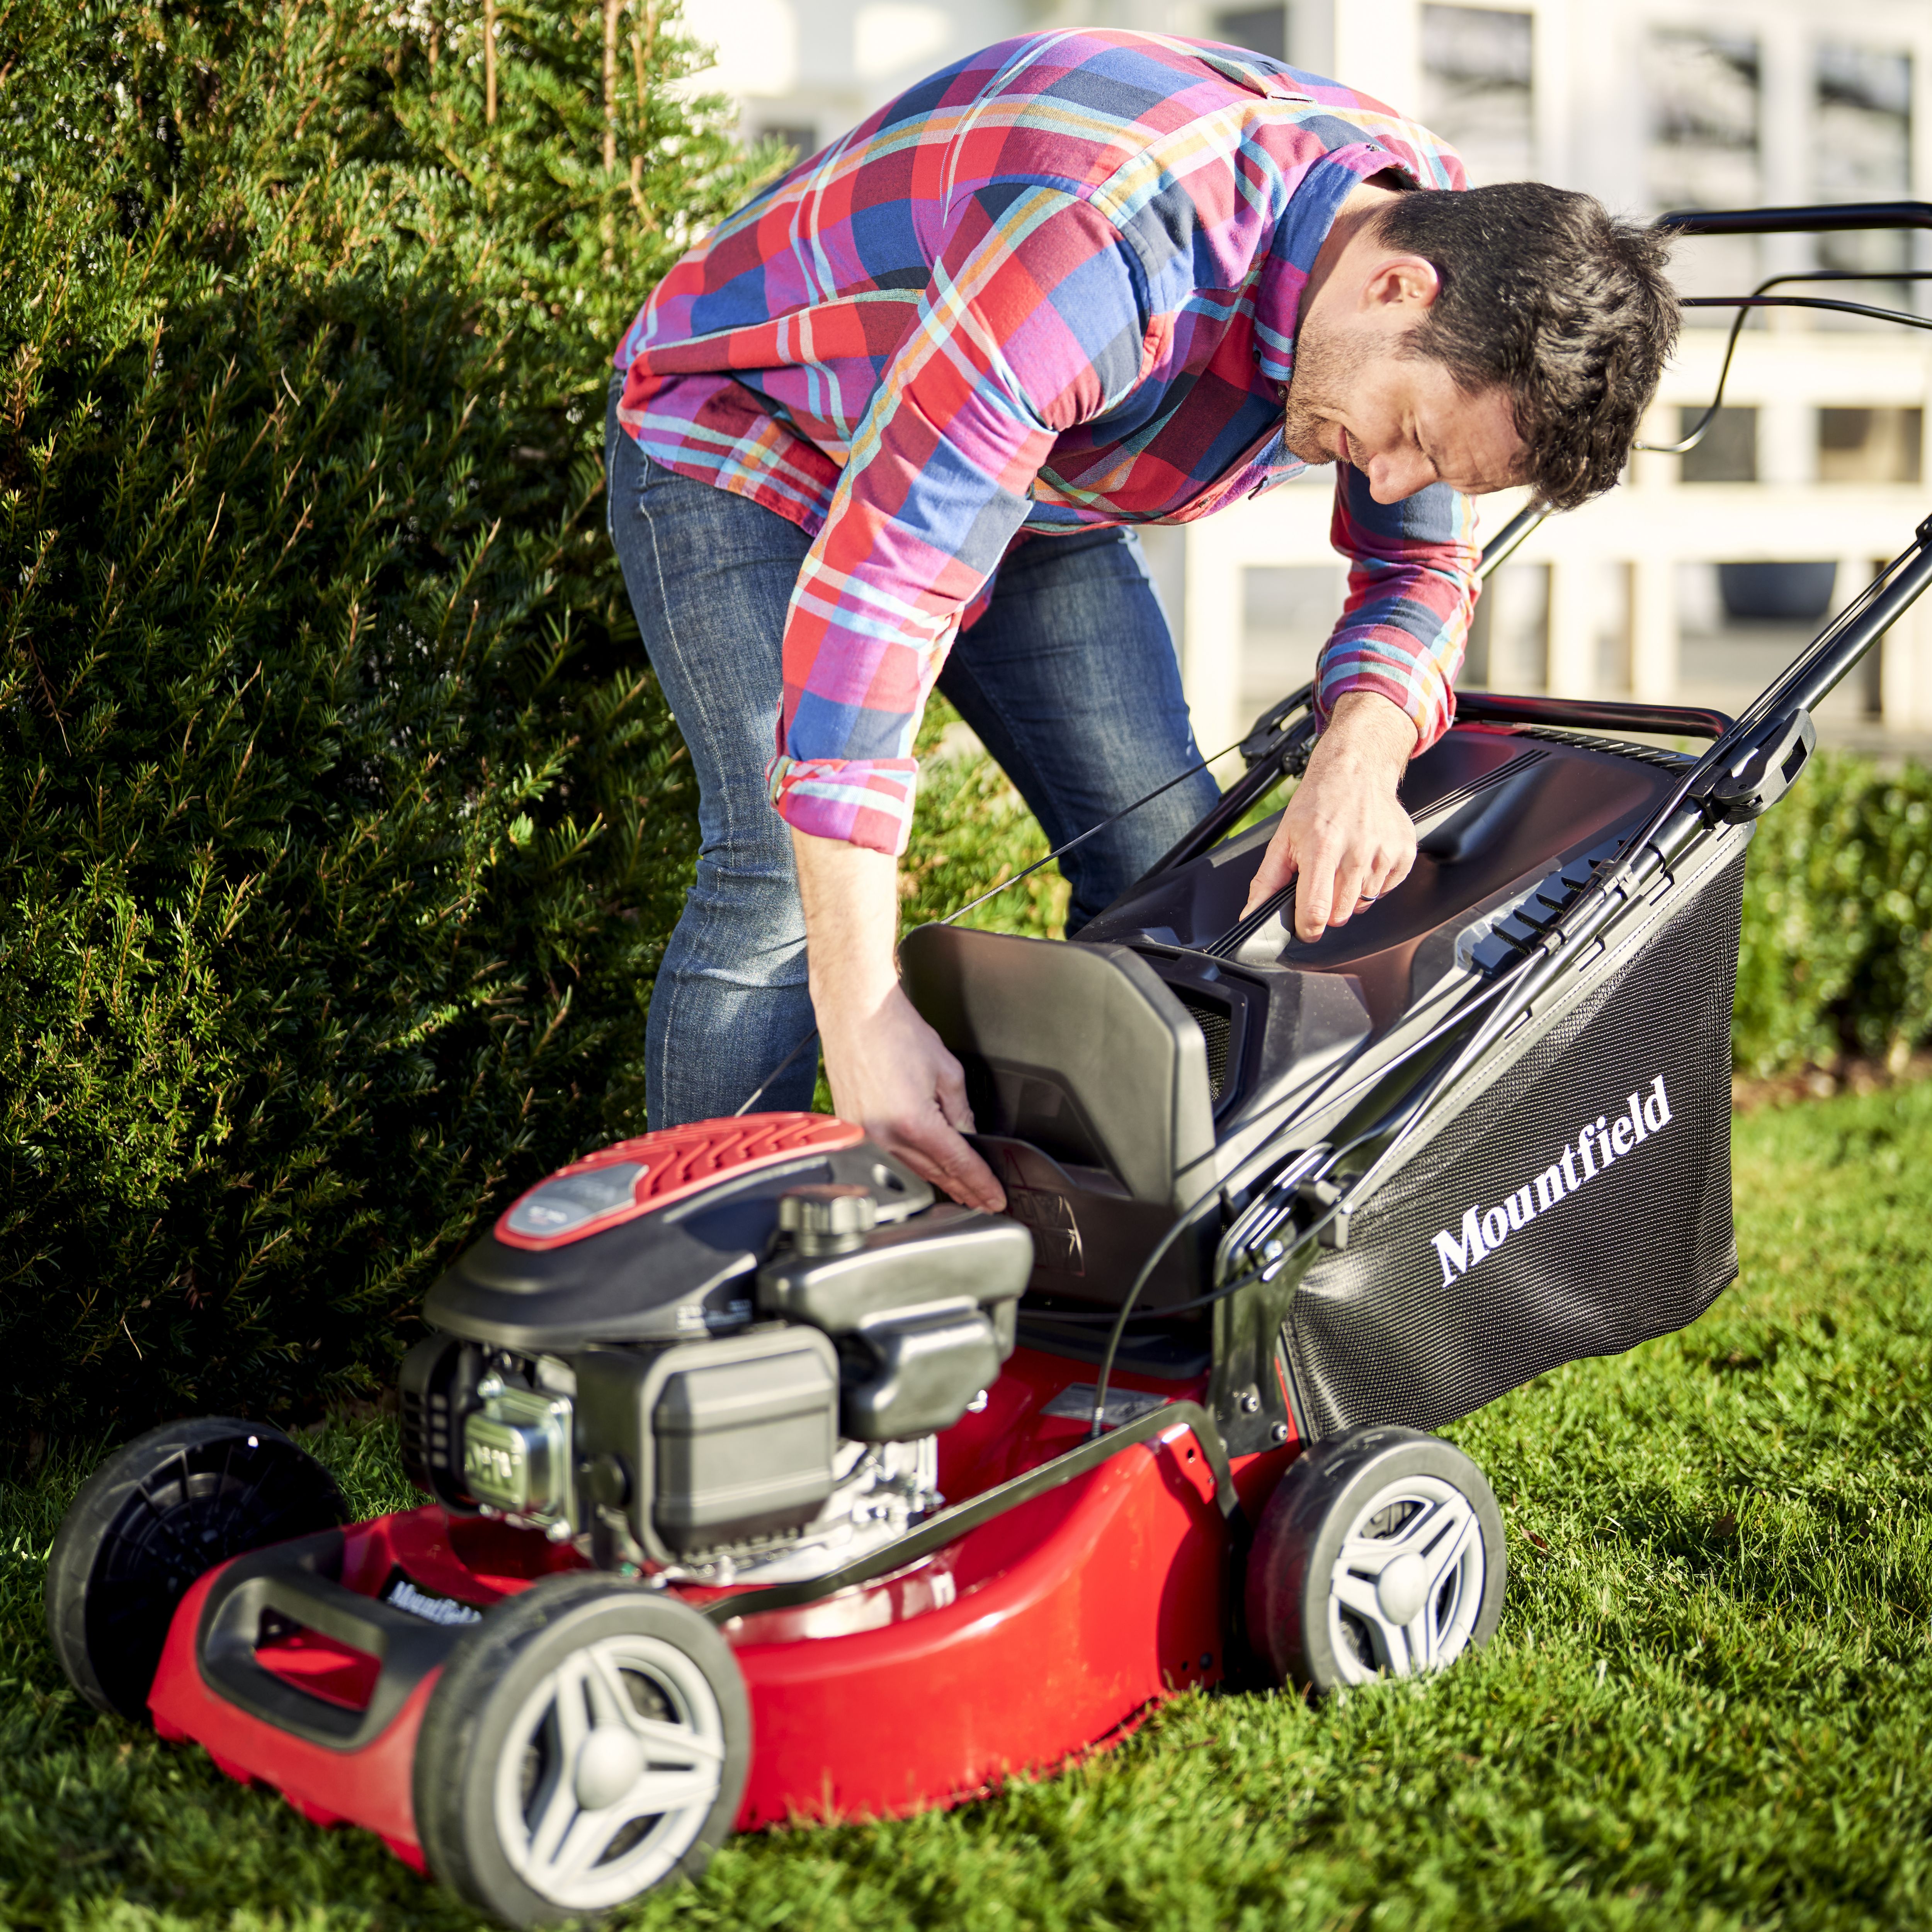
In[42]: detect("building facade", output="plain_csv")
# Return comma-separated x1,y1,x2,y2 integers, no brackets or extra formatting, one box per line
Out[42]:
679,0,1932,752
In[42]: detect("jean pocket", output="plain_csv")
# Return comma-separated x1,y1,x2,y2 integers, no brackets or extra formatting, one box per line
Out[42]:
607,446,660,547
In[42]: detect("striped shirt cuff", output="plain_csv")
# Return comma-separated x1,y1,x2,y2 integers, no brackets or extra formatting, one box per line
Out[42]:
768,754,919,857
1315,633,1458,754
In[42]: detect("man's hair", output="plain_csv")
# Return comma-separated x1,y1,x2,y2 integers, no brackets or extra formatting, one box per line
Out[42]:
1374,182,1679,512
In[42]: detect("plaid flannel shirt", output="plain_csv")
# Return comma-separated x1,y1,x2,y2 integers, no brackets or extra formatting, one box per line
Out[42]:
614,29,1479,855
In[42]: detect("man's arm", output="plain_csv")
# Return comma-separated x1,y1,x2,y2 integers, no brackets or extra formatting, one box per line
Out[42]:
1243,467,1479,939
768,193,1153,1205
792,829,1006,1211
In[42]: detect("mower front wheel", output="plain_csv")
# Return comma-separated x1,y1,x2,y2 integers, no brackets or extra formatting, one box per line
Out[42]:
45,1417,350,1721
1245,1425,1505,1692
413,1572,750,1928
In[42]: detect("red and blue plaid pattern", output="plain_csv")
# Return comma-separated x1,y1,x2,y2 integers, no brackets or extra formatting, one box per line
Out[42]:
614,30,1477,854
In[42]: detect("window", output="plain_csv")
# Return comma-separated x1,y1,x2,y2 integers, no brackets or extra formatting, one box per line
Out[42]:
1239,565,1344,721
1461,563,1548,692
1646,29,1759,205
1679,408,1757,485
757,123,818,167
1210,7,1287,65
1818,408,1923,485
1815,46,1912,281
1420,7,1533,185
1646,30,1761,311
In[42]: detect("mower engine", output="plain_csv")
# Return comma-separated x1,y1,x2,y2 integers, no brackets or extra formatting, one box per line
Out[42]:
397,1115,1032,1584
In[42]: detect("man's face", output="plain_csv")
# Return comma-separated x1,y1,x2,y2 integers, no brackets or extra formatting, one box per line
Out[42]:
1282,276,1526,504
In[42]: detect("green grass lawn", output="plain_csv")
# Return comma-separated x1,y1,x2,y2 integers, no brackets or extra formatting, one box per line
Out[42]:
5,1080,1931,1930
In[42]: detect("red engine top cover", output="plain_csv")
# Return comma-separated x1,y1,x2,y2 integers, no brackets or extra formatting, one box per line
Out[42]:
425,1114,930,1352
495,1114,863,1251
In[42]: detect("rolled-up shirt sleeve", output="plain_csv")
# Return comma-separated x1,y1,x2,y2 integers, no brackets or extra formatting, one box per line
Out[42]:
1313,460,1481,755
767,188,1152,854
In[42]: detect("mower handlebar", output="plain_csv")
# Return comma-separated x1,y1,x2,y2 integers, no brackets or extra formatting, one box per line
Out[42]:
1656,201,1932,236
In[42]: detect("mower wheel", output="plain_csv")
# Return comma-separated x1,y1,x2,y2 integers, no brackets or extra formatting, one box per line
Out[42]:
1245,1425,1505,1693
413,1572,750,1928
45,1417,349,1721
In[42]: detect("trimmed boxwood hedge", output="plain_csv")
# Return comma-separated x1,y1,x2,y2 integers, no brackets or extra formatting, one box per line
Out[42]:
0,0,770,1449
5,3,1930,1456
1734,750,1932,1077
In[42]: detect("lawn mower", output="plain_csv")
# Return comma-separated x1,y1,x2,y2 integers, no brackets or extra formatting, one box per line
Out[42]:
45,203,1932,1926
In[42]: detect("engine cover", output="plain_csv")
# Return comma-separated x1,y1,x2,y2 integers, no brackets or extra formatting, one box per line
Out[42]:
756,1202,1030,1438
422,1117,939,1351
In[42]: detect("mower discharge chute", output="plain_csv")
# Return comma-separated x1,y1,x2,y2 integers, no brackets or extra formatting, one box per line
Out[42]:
45,201,1932,1926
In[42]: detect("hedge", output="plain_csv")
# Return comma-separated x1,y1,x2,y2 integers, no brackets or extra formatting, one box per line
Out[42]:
4,3,1930,1455
0,0,770,1450
1734,750,1932,1076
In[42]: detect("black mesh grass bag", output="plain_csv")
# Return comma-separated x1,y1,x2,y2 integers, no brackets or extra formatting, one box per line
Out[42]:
1283,851,1746,1439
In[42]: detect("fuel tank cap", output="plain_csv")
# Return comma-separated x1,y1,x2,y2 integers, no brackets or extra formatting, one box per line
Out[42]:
777,1184,878,1255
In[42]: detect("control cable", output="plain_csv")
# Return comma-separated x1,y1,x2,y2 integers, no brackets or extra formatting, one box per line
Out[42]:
1639,270,1932,457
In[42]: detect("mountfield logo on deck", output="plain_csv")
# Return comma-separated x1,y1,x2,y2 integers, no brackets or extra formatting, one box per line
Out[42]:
1432,1076,1673,1289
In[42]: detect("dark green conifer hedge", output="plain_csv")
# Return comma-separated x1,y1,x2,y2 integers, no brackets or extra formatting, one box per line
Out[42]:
0,0,768,1447
1733,751,1932,1077
6,0,1932,1459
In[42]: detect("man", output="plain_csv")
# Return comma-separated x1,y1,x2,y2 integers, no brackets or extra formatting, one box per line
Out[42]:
607,29,1677,1215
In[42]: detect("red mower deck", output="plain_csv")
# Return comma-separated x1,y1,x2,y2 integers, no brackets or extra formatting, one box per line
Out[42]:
147,1347,1291,1864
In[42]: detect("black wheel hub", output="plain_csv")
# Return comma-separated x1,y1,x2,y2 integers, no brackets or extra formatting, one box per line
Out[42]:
48,1421,347,1720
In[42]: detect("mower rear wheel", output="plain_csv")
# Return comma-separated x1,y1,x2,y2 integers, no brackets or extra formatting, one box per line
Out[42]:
45,1417,349,1720
1245,1426,1505,1693
414,1572,750,1928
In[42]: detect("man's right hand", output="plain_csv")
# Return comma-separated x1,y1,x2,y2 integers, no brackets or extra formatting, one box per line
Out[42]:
1241,688,1419,940
818,981,1007,1213
791,826,1007,1214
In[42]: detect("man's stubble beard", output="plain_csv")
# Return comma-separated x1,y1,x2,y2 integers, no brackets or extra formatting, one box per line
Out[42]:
1281,313,1372,468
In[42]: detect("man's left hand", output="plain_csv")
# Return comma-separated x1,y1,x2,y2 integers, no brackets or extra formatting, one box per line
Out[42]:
1241,689,1419,941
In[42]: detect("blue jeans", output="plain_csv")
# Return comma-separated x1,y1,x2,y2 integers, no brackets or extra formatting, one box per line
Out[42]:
606,382,1221,1124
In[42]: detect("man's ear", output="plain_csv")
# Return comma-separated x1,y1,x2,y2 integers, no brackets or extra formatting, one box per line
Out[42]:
1359,253,1441,318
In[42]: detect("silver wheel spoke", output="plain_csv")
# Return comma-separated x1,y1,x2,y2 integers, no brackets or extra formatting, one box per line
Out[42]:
1378,1617,1412,1675
1333,1572,1410,1675
524,1755,581,1871
1406,1503,1478,1670
1336,1534,1403,1578
1338,1494,1459,1575
1404,1599,1441,1670
1383,1494,1456,1558
521,1663,591,1867
635,1715,726,1764
550,1662,592,1767
625,1767,724,1815
584,1650,639,1733
1418,1505,1478,1597
548,1806,628,1887
1333,1571,1387,1622
1327,1475,1488,1682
